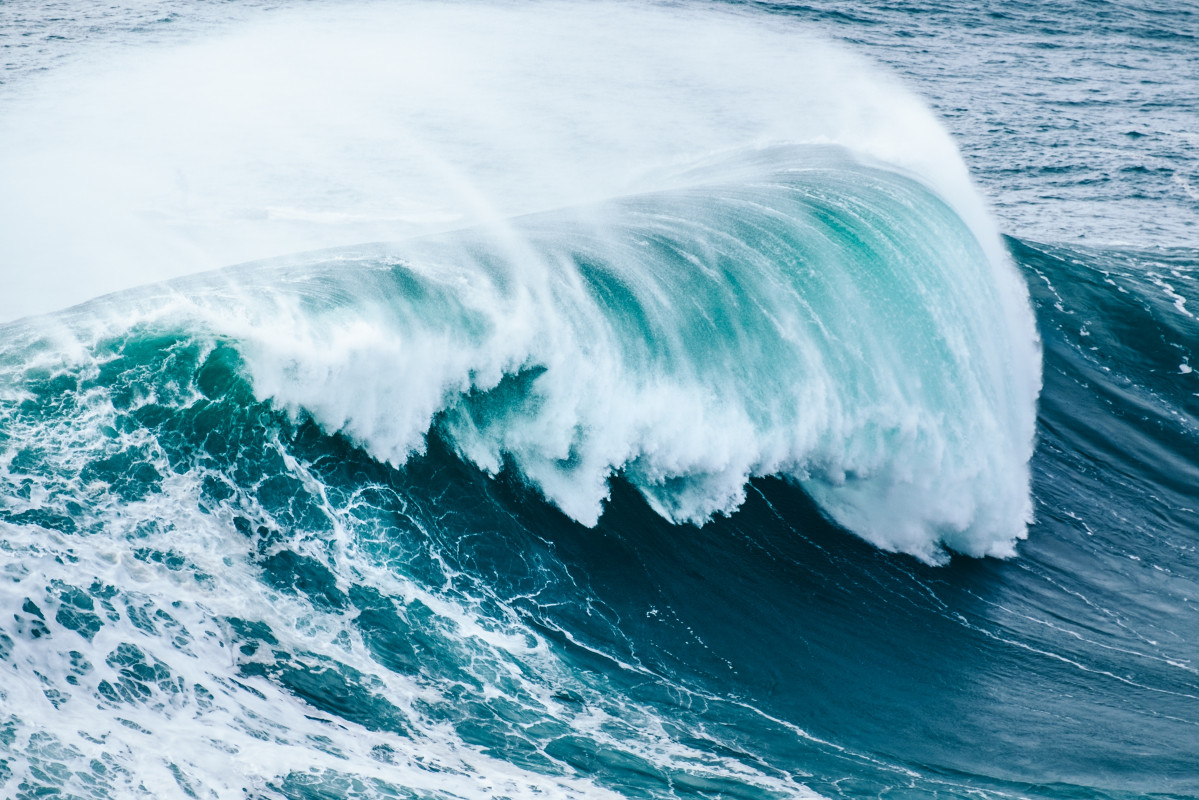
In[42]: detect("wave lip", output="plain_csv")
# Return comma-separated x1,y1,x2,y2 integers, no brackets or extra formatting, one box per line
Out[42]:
218,144,1042,565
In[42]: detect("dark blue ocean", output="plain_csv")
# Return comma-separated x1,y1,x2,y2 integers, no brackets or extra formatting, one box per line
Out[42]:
0,2,1196,798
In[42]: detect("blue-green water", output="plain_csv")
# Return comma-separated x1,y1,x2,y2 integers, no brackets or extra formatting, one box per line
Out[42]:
0,2,1196,798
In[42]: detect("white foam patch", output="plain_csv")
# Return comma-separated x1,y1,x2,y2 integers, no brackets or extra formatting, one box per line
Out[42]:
0,324,831,798
206,156,1039,565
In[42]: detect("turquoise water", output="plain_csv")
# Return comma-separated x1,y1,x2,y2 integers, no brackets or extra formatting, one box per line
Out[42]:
0,2,1196,798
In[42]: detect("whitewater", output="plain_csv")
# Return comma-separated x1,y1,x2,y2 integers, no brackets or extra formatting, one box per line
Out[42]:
0,1,1196,799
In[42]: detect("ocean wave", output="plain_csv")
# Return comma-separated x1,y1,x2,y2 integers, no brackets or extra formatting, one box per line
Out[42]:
20,144,1041,564
1,0,1043,563
4,1,1199,797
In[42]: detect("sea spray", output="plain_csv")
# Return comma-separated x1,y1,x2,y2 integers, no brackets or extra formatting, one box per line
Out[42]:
5,1,1007,320
27,144,1039,562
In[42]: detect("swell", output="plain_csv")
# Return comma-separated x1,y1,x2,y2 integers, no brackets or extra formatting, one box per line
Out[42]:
1016,238,1199,501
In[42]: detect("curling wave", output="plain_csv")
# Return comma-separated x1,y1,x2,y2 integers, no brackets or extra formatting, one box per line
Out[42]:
0,1,1042,562
84,144,1040,564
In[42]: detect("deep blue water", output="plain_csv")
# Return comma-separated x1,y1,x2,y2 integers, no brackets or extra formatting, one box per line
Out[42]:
0,2,1197,799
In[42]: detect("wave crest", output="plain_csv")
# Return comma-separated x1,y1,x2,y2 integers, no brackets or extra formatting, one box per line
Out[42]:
208,145,1041,564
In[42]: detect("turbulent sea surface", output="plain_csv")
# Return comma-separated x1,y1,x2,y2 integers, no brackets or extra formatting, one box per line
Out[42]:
0,1,1197,798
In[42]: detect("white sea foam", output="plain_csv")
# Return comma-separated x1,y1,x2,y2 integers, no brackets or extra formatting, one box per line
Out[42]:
205,148,1039,565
